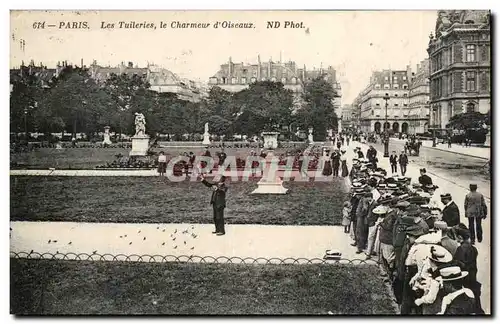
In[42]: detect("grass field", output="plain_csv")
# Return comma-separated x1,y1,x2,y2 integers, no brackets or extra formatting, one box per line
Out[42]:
10,176,349,225
10,258,396,315
10,147,294,169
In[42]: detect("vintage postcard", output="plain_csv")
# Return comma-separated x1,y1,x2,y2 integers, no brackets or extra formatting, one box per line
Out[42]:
9,10,491,315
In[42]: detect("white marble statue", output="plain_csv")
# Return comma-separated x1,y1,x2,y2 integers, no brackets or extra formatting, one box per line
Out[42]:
204,122,209,134
134,113,146,136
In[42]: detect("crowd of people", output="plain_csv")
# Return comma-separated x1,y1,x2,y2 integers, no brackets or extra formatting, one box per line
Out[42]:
341,142,487,315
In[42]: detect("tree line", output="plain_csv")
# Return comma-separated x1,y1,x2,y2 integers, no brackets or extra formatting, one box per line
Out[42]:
10,64,339,141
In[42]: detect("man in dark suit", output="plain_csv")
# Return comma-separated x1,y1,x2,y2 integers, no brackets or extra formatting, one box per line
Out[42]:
201,175,228,236
399,151,408,176
464,184,487,244
441,193,460,227
418,168,433,187
389,151,398,174
331,149,340,177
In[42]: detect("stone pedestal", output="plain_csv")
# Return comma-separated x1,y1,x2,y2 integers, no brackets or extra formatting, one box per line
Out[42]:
202,132,211,145
251,132,288,195
130,135,150,156
251,151,289,195
103,126,112,145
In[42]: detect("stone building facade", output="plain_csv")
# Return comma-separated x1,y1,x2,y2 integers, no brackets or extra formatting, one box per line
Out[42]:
89,61,206,102
427,10,491,129
354,67,414,134
209,56,342,114
408,59,431,134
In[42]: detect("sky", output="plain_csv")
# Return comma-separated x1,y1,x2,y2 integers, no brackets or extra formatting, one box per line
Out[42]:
10,10,437,104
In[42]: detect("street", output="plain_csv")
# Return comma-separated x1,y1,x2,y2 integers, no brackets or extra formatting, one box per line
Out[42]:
370,139,491,199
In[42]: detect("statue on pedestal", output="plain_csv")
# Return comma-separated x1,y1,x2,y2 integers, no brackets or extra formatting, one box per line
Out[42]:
202,122,211,145
134,113,146,136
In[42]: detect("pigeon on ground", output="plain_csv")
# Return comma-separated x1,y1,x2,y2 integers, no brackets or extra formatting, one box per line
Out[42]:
190,247,194,250
92,250,97,254
69,242,72,245
119,236,123,238
192,234,197,239
129,242,132,245
124,234,127,237
138,230,141,234
162,242,165,246
174,229,177,234
53,240,58,243
30,249,34,254
144,237,146,241
184,241,186,245
157,226,159,230
48,240,51,243
162,229,165,232
172,237,176,241
191,226,194,229
173,246,177,249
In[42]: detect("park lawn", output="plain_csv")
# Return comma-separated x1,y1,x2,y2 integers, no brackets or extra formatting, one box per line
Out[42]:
10,147,292,169
10,258,396,315
10,176,349,225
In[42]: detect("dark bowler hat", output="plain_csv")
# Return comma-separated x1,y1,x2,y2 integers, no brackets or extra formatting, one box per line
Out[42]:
470,184,478,190
453,223,470,239
440,193,452,199
420,168,427,173
405,204,421,216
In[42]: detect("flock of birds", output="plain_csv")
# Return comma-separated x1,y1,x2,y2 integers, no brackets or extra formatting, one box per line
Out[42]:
11,225,199,255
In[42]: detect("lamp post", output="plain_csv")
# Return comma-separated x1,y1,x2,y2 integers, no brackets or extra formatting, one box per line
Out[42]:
24,107,28,141
382,93,390,157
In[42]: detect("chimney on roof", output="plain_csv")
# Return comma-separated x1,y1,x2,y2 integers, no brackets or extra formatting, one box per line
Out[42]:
302,64,306,81
229,57,232,76
406,64,412,81
128,61,133,68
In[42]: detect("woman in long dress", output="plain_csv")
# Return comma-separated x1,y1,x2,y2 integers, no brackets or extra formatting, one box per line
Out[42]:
340,151,349,177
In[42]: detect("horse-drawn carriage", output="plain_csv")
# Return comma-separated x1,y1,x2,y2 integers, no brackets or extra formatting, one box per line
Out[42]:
405,140,420,156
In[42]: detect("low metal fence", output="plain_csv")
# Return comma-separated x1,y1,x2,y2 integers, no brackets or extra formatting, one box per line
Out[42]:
10,251,379,265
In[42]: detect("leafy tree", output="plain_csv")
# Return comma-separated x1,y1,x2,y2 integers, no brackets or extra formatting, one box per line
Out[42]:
296,76,339,140
446,111,488,130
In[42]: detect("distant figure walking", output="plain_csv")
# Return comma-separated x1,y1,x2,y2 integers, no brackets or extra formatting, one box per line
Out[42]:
464,184,487,244
340,150,349,177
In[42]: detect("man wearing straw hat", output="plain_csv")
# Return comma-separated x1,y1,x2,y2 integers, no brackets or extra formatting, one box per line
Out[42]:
435,266,477,314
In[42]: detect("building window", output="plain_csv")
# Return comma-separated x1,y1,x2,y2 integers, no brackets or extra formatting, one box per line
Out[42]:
271,77,277,82
250,77,257,83
375,103,380,106
261,78,266,81
394,76,398,81
466,71,476,91
291,77,297,84
394,94,398,97
403,93,408,97
384,76,388,81
209,77,218,84
384,84,390,89
403,76,407,81
393,84,399,89
221,77,227,84
241,77,247,84
466,102,475,113
281,77,286,84
231,77,237,84
395,104,399,107
375,84,381,89
403,103,408,107
466,45,476,62
403,84,408,89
